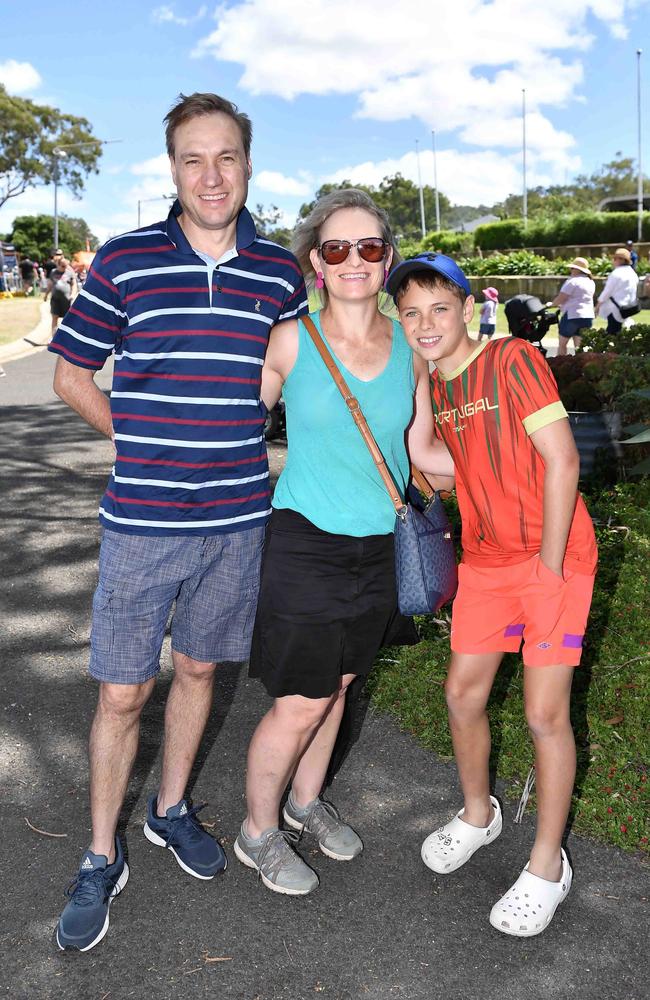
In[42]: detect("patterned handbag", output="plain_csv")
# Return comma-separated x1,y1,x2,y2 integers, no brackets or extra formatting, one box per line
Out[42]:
303,317,458,615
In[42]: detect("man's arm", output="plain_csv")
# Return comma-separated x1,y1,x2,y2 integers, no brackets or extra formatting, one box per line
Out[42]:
407,355,455,489
529,418,580,578
53,356,113,440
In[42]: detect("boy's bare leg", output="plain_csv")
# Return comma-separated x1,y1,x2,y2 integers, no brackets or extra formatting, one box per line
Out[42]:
523,663,575,882
445,651,504,827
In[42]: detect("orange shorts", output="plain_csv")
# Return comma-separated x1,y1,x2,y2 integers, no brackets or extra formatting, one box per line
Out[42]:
450,554,595,667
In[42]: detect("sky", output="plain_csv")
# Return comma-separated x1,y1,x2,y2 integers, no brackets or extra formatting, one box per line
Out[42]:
1,0,648,245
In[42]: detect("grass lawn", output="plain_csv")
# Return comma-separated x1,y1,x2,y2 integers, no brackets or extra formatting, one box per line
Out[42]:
467,304,650,340
368,481,649,856
0,296,43,346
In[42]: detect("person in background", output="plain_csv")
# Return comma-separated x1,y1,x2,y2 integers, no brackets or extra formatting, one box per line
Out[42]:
551,257,595,355
478,286,498,339
626,240,638,271
47,255,77,339
596,248,639,335
19,255,36,295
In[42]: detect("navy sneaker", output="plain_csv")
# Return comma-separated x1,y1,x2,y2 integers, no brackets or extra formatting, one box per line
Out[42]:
56,837,129,952
143,795,227,879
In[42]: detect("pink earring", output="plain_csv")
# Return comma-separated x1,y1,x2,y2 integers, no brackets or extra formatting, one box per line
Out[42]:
384,266,389,282
315,271,324,290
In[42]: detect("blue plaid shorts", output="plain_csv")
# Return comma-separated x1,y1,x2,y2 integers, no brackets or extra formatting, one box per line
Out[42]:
89,527,265,684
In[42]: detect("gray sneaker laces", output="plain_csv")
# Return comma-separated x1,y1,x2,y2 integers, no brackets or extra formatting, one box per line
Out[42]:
256,829,302,882
301,798,341,839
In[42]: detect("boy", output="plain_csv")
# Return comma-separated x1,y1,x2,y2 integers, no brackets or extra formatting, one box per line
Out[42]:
386,254,597,937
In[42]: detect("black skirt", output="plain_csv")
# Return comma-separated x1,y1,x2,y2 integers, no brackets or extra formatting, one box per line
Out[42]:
249,508,401,699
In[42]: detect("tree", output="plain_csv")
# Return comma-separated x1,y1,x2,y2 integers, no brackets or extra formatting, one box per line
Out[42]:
0,85,102,210
8,214,99,261
298,175,455,240
493,155,648,221
250,203,293,248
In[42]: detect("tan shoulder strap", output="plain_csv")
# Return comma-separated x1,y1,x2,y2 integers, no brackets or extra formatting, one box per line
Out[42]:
302,314,413,515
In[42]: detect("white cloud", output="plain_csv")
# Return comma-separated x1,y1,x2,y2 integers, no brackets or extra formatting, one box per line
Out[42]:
131,153,171,177
0,59,42,94
193,0,641,171
324,145,580,209
151,4,207,27
254,170,311,196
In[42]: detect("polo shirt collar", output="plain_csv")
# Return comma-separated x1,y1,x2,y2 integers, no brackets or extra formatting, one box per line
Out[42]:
164,199,257,254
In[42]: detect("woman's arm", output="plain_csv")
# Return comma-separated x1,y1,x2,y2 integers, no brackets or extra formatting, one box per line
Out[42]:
261,319,299,410
407,354,455,487
551,291,569,308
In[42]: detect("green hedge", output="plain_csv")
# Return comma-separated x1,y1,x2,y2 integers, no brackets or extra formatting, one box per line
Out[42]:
474,212,650,251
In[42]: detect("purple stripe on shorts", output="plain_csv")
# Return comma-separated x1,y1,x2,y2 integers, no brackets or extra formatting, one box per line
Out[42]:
504,623,525,638
562,633,584,649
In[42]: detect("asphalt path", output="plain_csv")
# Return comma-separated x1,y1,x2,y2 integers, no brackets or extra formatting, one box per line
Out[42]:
0,350,647,1000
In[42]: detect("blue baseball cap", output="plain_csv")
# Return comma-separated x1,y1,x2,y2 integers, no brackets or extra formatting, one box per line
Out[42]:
386,252,471,300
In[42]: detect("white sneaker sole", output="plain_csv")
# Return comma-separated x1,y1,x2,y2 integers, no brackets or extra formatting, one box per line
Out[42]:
56,862,129,952
143,823,225,880
233,837,317,895
282,810,361,861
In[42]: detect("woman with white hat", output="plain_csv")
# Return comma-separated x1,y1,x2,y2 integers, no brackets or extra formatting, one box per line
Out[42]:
596,248,640,335
551,257,595,355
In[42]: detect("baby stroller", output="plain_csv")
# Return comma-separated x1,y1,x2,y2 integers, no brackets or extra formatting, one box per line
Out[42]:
504,294,559,356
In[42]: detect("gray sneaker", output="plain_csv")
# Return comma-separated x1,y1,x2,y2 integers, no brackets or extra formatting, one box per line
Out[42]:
283,793,363,861
233,824,319,896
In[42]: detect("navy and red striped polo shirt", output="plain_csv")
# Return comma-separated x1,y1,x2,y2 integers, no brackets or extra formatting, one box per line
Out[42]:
49,200,308,536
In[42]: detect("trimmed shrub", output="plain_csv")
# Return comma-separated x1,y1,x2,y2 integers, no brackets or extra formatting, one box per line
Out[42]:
421,230,474,255
581,324,650,356
474,211,650,251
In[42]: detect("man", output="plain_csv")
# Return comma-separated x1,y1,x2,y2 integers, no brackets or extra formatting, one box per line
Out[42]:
50,92,308,952
19,255,36,295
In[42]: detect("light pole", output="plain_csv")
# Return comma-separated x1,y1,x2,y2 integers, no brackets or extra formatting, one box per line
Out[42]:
52,138,122,249
522,88,528,230
431,130,441,232
415,139,426,239
137,194,175,228
637,49,644,243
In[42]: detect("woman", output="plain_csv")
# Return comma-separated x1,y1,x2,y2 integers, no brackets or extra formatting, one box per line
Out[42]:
234,190,453,895
596,247,639,335
551,257,595,355
48,254,77,339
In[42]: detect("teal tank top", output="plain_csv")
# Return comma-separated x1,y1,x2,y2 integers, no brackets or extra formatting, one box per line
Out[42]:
272,311,415,536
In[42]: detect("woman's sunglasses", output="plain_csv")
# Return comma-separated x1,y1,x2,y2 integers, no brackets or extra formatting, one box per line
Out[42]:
318,238,388,265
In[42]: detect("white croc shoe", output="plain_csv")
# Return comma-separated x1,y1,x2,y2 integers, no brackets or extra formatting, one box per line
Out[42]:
489,848,573,937
421,796,502,874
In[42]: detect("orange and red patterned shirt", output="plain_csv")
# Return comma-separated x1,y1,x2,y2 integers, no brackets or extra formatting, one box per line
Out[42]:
430,337,597,574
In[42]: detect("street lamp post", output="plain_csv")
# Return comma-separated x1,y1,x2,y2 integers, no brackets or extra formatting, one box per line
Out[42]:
415,139,426,239
431,130,441,233
522,88,528,230
137,195,175,228
52,138,122,250
637,49,644,243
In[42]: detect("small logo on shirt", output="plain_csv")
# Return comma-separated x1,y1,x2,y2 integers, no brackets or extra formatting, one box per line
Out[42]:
537,641,552,649
254,300,261,312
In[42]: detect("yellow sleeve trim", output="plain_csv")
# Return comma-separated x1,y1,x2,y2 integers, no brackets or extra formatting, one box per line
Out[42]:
523,401,568,436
